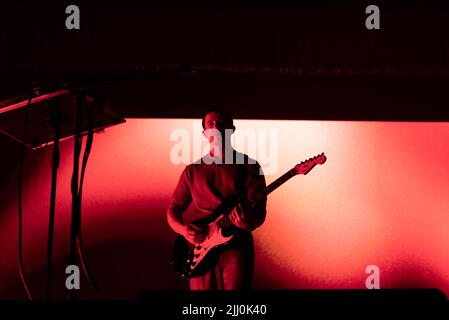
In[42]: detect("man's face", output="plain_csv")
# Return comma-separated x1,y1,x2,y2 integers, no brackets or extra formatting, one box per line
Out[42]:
203,111,233,144
203,112,232,132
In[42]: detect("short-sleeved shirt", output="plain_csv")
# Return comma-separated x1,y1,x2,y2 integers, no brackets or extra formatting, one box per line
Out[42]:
168,151,267,244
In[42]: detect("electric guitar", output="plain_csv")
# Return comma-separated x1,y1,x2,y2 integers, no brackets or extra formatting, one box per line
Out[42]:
170,153,327,279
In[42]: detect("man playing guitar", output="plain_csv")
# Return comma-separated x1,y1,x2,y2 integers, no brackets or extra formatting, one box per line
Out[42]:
167,107,267,290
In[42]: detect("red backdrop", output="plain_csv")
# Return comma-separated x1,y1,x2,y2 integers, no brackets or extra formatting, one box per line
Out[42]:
1,119,448,299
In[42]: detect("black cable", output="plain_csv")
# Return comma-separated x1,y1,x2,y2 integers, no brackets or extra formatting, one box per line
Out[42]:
68,95,83,300
78,119,93,223
77,125,103,298
18,95,33,300
45,115,61,300
78,138,92,201
68,93,103,299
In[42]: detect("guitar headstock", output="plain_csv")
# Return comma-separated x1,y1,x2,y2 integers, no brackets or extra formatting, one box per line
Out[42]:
293,153,327,175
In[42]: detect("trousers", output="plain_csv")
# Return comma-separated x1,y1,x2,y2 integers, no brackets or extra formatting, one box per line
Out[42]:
189,240,254,290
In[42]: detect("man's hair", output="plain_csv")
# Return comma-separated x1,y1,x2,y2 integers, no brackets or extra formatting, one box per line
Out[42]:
201,107,234,129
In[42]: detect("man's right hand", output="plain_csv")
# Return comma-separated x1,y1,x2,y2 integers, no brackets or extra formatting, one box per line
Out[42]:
180,224,208,245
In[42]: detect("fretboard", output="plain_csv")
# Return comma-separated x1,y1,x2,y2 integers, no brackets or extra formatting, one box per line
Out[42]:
264,169,296,196
216,168,297,229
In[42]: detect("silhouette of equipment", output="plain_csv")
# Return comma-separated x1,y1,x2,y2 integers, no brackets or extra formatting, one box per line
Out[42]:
0,87,125,300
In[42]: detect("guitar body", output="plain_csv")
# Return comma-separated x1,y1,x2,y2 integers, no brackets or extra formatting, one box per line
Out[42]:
170,196,240,279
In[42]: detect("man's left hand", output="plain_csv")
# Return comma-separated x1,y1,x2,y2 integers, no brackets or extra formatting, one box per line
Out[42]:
229,203,251,230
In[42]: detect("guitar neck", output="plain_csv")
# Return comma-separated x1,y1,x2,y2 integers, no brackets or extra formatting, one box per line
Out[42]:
249,168,296,204
216,168,296,229
265,168,296,196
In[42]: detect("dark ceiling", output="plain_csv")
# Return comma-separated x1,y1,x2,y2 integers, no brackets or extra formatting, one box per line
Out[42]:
1,1,449,121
